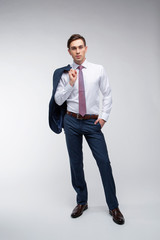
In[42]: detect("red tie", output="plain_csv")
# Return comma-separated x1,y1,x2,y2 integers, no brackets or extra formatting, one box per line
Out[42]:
77,65,86,116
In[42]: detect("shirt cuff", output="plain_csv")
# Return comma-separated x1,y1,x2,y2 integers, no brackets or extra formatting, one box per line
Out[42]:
99,112,109,122
65,81,74,92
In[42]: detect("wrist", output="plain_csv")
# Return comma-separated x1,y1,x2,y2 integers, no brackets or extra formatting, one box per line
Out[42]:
69,80,75,86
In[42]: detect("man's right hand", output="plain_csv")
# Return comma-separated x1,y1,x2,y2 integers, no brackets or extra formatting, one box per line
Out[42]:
69,69,77,86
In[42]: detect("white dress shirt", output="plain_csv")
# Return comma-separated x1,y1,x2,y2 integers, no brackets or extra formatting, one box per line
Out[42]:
54,59,112,122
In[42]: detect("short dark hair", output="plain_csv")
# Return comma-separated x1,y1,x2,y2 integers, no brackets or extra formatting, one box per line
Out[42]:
67,34,86,49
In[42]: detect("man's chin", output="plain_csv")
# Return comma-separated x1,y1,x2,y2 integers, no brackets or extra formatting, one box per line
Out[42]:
74,59,81,64
74,58,85,65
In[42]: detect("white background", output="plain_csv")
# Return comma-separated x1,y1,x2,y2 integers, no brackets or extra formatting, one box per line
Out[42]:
0,0,160,239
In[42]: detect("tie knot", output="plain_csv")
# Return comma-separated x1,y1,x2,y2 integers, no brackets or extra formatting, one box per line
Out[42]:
77,65,83,70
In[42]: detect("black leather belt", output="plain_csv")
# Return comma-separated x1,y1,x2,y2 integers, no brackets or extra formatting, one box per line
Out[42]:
67,111,98,120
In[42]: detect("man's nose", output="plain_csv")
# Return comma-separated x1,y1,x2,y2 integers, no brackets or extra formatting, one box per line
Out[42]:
76,48,80,54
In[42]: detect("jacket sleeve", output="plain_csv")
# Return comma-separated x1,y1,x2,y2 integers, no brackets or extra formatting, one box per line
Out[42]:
48,65,71,133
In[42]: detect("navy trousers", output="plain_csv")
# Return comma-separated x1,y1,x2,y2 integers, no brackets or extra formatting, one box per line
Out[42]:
63,113,119,210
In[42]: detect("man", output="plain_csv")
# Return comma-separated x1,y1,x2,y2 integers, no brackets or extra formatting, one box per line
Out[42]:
52,34,125,225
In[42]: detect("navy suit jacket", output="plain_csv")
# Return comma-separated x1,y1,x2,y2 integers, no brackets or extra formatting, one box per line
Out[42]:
49,64,72,134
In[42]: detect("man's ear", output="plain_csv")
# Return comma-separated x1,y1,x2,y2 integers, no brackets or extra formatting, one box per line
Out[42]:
68,49,71,55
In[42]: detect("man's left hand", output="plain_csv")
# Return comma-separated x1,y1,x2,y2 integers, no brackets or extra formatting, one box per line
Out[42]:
94,118,106,128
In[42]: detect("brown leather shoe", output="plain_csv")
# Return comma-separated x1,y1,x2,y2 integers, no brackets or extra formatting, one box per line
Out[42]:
71,204,88,218
109,207,125,225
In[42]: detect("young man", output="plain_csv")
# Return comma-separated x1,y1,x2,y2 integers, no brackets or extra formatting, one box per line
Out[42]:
53,34,125,224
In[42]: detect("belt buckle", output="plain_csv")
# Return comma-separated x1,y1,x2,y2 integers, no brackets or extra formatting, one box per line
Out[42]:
76,114,83,120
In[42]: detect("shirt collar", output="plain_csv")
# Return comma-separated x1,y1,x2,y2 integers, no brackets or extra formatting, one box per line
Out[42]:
72,59,88,69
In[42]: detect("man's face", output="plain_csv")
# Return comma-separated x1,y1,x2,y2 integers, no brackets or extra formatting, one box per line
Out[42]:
68,39,87,65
